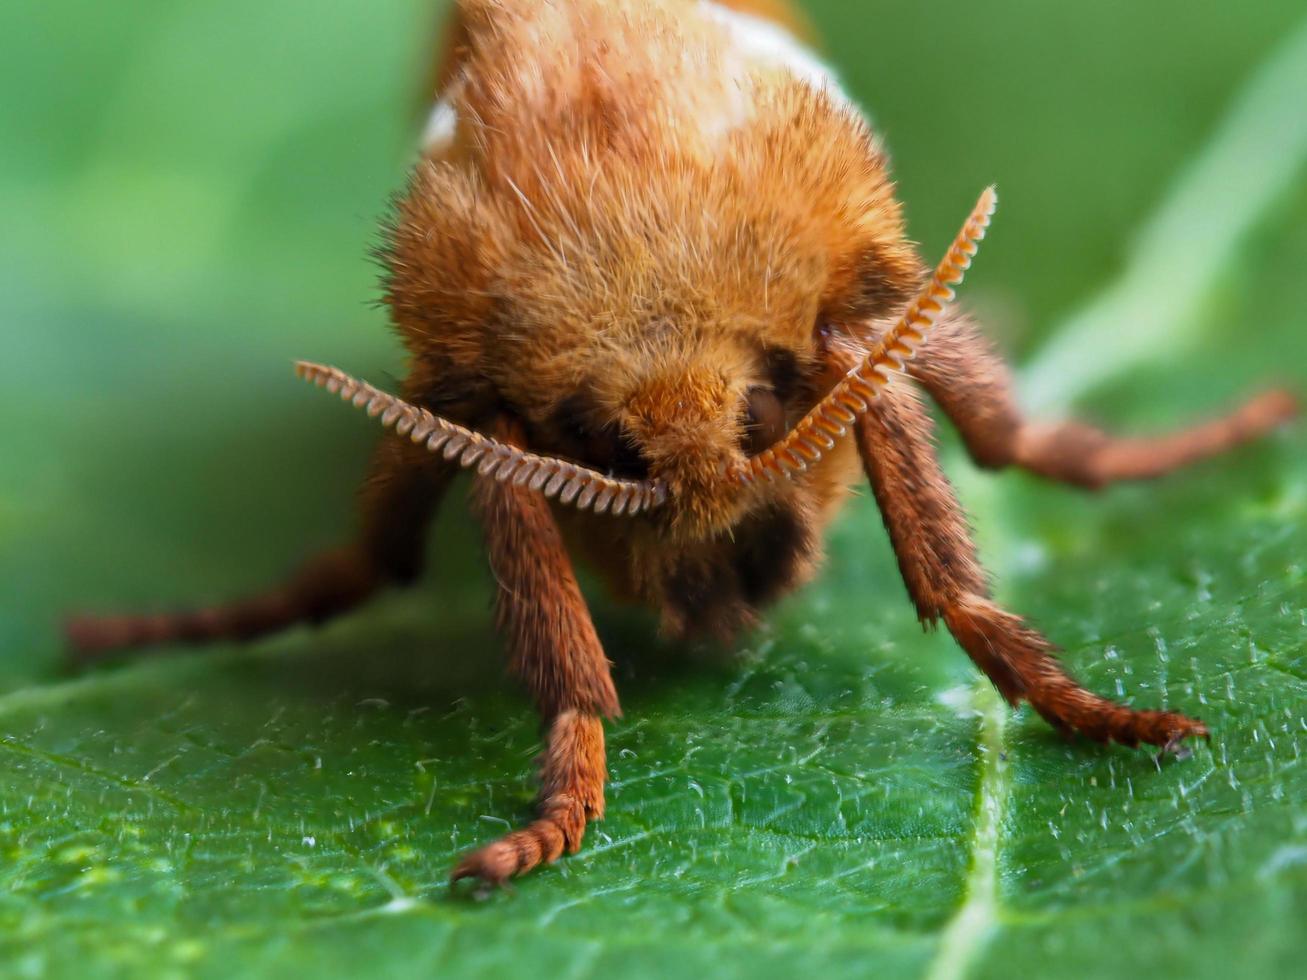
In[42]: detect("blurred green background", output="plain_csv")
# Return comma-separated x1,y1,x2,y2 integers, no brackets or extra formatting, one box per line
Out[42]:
2,1,1306,977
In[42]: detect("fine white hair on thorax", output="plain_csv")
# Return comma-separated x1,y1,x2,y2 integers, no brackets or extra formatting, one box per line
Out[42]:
699,0,849,103
419,3,855,156
422,98,459,154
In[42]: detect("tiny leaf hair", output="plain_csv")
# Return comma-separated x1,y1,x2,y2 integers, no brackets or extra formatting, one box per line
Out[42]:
734,185,998,484
295,362,670,516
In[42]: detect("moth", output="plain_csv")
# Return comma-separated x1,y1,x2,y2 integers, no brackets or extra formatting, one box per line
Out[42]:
69,0,1297,886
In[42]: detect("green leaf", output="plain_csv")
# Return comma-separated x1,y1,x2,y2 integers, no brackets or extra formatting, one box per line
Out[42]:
2,1,1306,977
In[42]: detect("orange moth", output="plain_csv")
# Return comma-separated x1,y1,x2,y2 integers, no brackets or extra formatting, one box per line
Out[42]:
70,0,1297,885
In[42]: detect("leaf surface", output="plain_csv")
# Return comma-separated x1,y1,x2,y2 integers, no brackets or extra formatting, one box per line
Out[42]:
2,1,1306,977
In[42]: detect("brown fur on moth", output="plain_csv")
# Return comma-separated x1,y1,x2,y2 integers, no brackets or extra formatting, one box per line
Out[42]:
68,0,1299,887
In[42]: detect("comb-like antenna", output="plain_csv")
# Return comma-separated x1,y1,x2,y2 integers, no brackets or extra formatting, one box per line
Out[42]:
296,362,669,516
733,186,997,485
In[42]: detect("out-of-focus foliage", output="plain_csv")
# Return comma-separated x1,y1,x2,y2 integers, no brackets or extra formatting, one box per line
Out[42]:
1,1,1305,977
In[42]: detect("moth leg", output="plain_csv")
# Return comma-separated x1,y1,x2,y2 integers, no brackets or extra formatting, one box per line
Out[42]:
452,419,619,886
856,377,1207,749
66,434,452,658
905,312,1296,488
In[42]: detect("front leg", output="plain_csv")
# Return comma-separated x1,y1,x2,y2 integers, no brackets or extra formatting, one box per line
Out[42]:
856,377,1208,749
453,419,620,886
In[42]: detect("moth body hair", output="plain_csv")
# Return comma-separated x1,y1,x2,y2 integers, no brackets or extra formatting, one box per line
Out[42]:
68,0,1300,888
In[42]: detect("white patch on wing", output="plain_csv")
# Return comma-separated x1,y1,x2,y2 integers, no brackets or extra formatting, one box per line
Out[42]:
700,0,847,102
420,5,853,154
421,98,458,154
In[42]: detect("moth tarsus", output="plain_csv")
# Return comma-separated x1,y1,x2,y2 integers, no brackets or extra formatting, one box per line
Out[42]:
69,0,1298,888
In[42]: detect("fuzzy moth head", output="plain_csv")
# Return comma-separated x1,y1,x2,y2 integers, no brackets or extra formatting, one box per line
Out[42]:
732,185,997,486
297,188,993,527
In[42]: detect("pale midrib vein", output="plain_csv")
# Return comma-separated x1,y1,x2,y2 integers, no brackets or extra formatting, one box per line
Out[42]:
922,682,1008,980
1,14,1304,971
919,21,1307,977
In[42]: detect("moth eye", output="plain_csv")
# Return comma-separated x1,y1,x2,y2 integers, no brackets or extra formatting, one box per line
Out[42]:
585,423,650,479
741,387,786,457
582,424,622,471
551,396,649,478
764,347,802,401
609,432,650,480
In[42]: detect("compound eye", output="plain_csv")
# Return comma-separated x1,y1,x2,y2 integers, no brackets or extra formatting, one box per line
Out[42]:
551,395,649,478
590,424,649,479
741,387,786,457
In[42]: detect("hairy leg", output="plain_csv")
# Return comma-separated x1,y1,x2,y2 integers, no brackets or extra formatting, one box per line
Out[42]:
902,311,1296,488
66,434,452,657
857,377,1206,748
453,419,620,886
